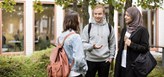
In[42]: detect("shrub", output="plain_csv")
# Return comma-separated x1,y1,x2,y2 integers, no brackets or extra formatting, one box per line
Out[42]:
0,56,24,77
0,46,164,77
0,46,53,77
148,57,164,77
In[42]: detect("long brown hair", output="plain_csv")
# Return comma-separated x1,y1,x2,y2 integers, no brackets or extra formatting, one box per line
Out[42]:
63,10,80,33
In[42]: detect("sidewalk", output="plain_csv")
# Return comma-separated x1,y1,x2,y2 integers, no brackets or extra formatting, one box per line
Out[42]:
151,51,162,59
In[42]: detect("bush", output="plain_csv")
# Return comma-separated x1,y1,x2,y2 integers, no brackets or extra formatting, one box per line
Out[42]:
0,46,53,77
0,56,24,77
0,46,164,77
148,66,164,77
148,57,164,77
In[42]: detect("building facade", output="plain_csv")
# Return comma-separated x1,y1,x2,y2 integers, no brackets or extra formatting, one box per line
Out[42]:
0,0,163,55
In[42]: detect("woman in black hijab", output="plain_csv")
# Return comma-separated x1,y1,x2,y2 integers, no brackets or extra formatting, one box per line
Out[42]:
114,7,149,77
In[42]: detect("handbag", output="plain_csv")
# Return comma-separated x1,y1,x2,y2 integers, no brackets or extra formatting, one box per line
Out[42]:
131,51,157,76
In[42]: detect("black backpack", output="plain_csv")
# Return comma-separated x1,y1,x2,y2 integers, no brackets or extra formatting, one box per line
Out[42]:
88,23,112,38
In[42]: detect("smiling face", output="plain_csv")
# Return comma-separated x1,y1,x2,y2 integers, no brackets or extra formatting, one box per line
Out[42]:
124,12,133,24
93,8,104,23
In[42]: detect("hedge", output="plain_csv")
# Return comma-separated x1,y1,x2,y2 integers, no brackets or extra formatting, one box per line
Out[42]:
0,46,164,77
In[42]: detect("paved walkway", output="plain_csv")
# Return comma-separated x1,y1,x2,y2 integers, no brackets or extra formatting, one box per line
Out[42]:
151,51,162,59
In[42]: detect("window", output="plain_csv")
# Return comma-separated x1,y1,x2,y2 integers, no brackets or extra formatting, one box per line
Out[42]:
1,3,24,52
142,10,156,46
34,4,54,51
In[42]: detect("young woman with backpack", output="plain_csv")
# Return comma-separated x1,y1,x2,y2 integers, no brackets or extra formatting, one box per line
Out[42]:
55,10,88,77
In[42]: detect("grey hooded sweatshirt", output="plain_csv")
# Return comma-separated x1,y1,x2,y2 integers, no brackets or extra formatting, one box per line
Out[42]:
81,17,116,62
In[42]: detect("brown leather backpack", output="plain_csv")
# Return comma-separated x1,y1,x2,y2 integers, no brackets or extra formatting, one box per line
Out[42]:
47,32,75,77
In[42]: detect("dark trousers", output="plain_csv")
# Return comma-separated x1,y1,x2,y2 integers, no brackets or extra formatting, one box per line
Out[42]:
85,60,110,77
120,67,126,77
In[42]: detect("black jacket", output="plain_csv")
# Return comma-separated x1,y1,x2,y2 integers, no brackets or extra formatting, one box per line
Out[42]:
114,26,149,77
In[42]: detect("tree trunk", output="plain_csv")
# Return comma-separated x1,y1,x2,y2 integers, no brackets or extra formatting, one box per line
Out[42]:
124,0,132,27
124,0,132,11
73,0,78,11
107,4,115,77
82,0,89,28
108,4,114,26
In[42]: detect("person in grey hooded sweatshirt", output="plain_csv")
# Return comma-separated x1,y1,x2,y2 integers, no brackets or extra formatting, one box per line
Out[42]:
81,4,116,77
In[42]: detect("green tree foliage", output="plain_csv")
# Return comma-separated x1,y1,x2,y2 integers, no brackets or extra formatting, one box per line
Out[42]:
55,0,74,9
137,0,163,9
0,0,44,13
54,0,163,28
0,0,16,13
55,0,90,26
33,0,44,13
0,0,163,16
103,0,163,12
103,0,126,12
89,0,97,8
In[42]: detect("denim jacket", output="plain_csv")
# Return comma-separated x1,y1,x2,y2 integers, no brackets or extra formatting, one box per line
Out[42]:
57,30,88,75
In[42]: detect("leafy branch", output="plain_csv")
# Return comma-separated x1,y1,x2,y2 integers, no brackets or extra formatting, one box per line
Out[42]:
55,0,75,9
104,0,126,12
0,0,16,13
33,0,44,13
137,0,163,9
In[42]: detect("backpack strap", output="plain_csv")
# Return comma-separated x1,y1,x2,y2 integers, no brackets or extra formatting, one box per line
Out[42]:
50,32,75,64
88,23,92,39
62,32,75,46
61,32,75,66
107,24,112,48
57,32,75,47
108,23,112,33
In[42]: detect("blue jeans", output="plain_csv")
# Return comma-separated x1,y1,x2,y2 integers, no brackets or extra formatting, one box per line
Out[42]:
85,60,110,77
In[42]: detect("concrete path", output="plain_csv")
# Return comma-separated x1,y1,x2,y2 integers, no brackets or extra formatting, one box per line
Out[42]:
151,51,162,59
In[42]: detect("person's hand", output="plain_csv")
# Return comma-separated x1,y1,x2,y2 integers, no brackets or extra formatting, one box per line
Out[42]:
125,38,131,46
124,36,128,41
93,44,103,49
106,58,113,63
